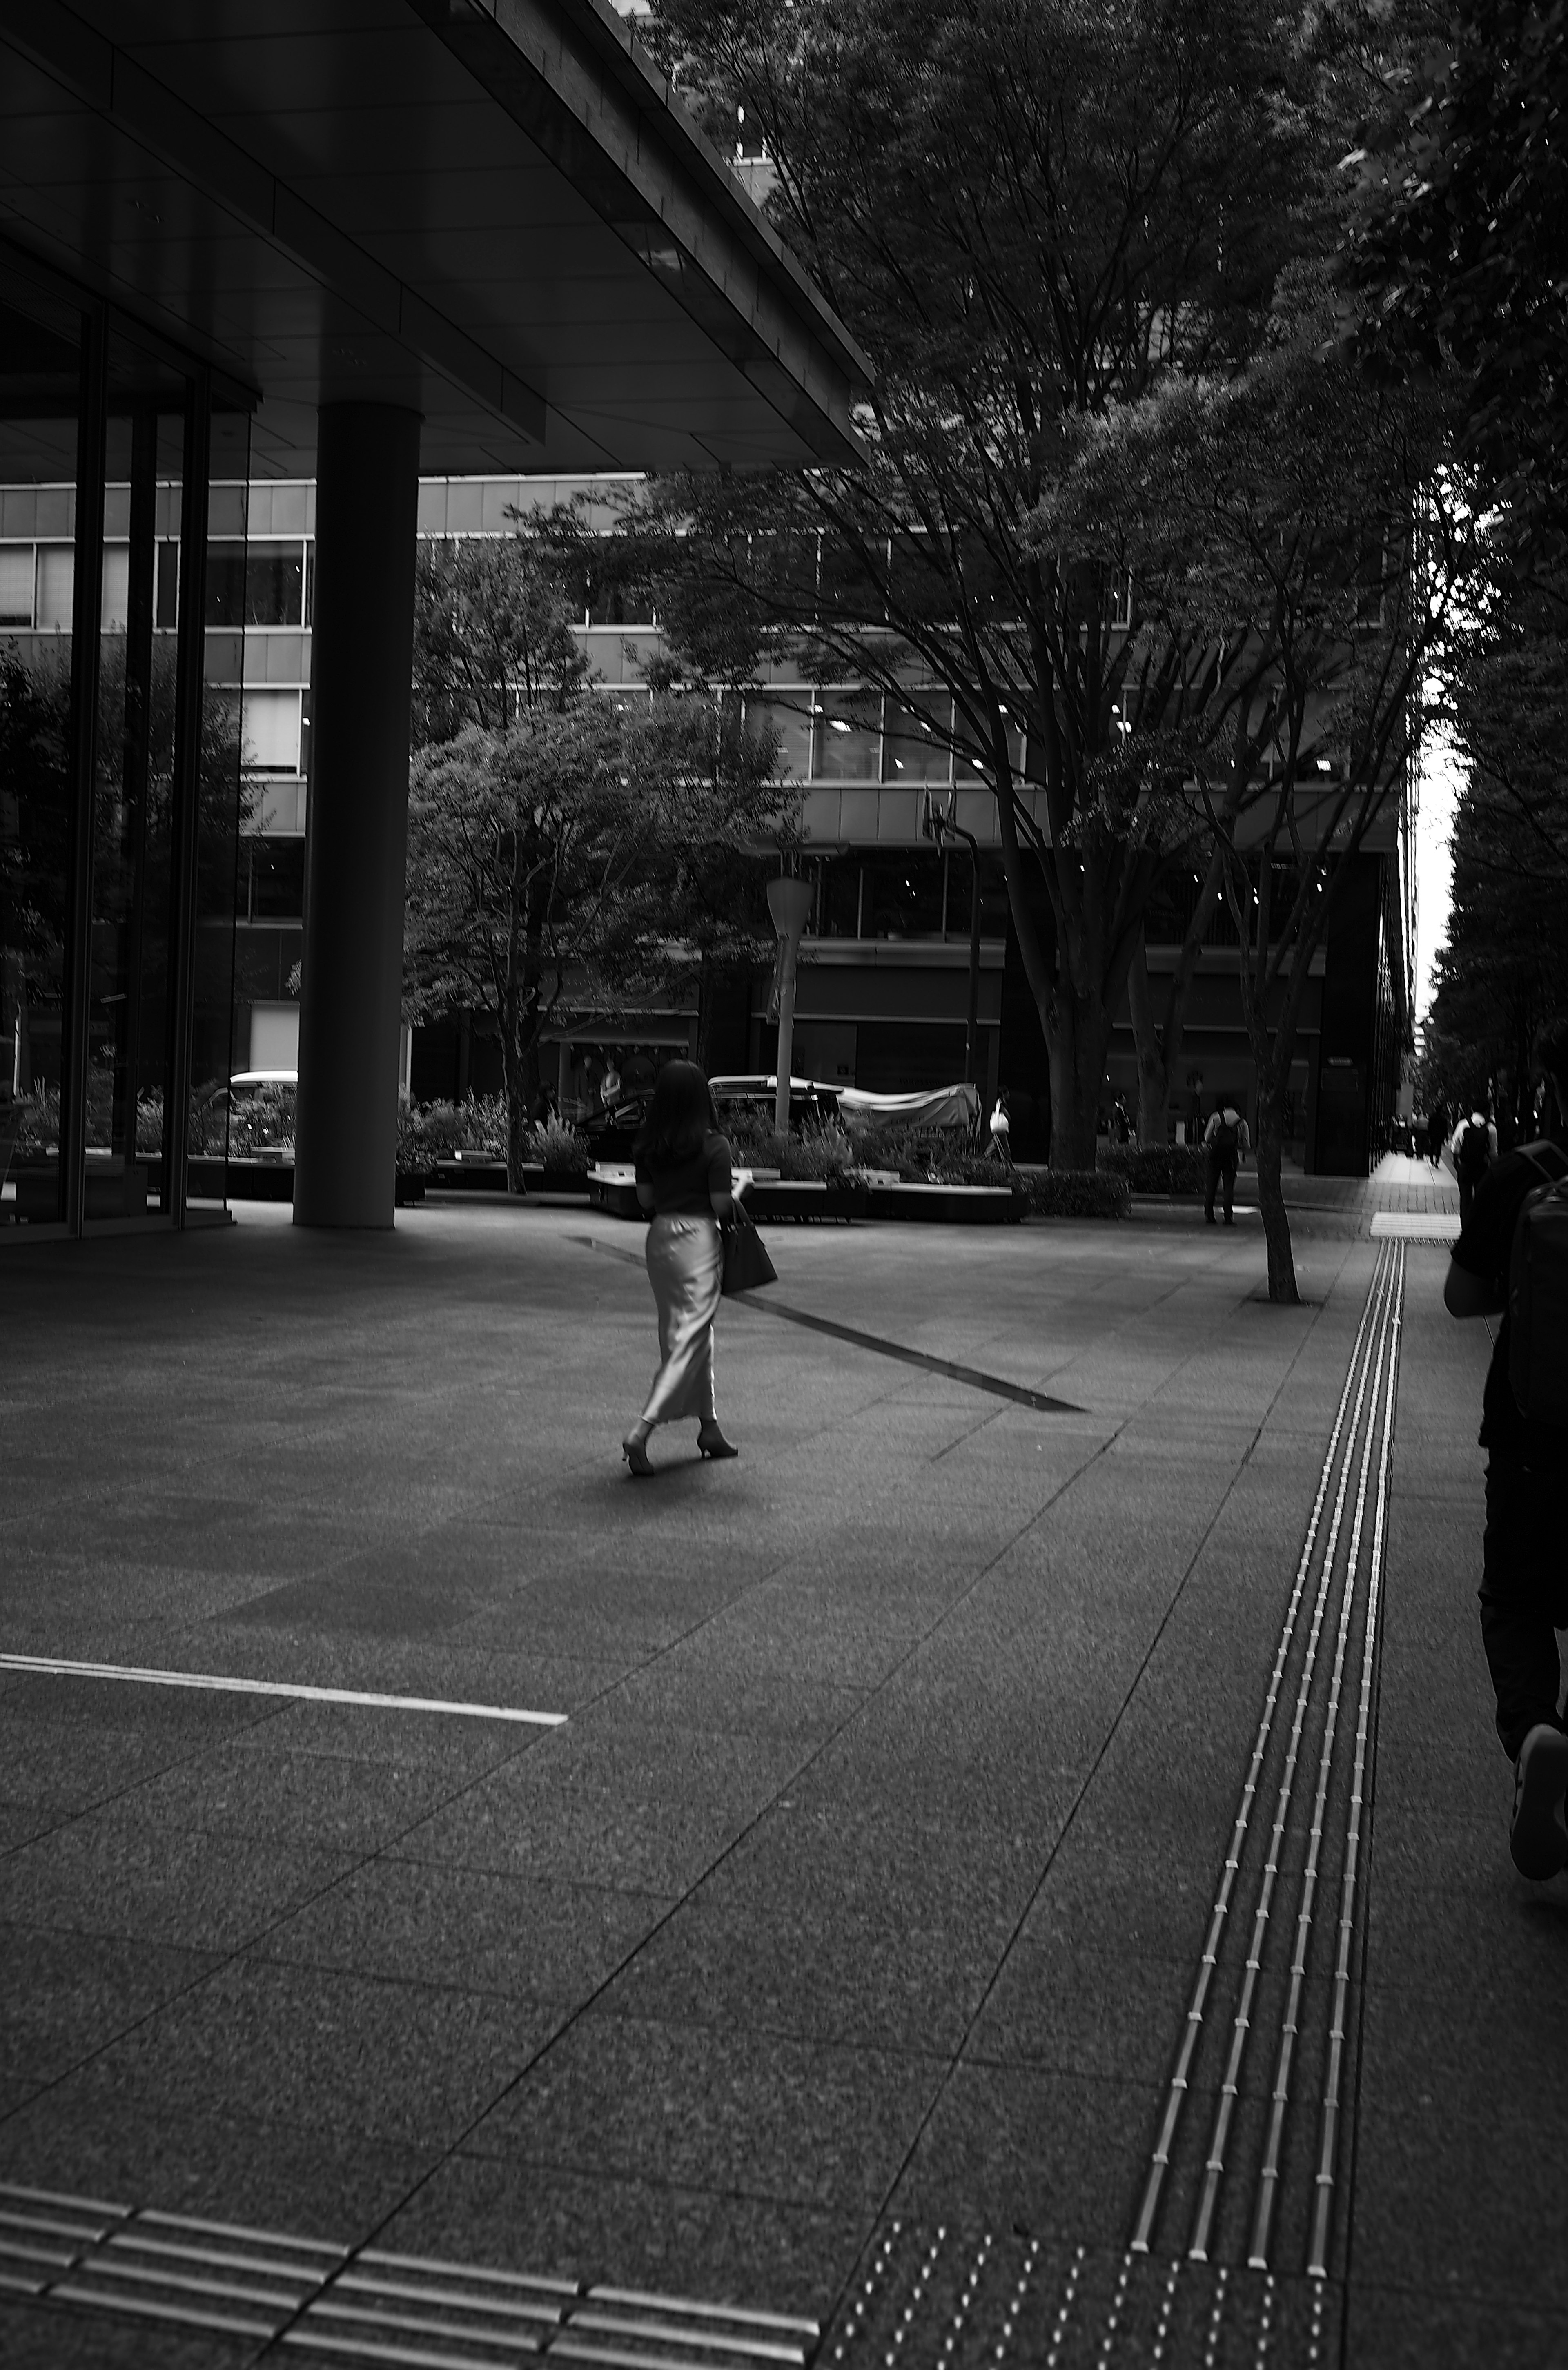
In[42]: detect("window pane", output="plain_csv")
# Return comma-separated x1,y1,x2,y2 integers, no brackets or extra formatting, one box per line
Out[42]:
100,543,130,632
249,836,306,918
242,687,301,772
0,287,80,1227
0,545,32,624
812,854,861,937
205,540,247,627
36,545,74,630
815,688,880,780
245,541,303,627
744,694,813,782
86,364,191,1216
860,851,945,938
882,693,953,784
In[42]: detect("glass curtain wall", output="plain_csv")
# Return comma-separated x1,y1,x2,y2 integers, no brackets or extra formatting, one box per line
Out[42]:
0,249,247,1233
187,453,248,1198
83,339,190,1220
0,283,82,1225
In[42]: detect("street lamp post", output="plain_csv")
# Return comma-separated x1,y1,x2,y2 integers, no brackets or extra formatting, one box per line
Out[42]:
921,792,982,1086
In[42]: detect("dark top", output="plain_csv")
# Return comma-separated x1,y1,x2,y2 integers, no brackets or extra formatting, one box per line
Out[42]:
635,1130,733,1218
1451,1138,1568,1459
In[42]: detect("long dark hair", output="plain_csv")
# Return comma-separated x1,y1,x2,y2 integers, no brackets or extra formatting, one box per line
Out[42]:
634,1060,721,1168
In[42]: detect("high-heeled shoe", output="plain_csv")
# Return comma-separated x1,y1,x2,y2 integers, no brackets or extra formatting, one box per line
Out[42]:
697,1425,739,1461
622,1434,653,1477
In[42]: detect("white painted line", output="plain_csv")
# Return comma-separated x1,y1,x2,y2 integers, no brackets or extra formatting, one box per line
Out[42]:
0,1655,566,1726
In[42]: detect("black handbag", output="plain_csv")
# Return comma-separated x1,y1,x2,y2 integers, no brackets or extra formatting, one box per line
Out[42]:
721,1202,778,1295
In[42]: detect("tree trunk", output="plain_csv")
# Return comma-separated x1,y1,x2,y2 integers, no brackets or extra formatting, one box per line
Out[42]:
1254,1083,1298,1305
501,1026,530,1197
1126,938,1171,1149
1045,991,1110,1171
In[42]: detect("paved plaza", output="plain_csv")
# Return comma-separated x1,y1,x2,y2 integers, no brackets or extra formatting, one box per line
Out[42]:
2,1169,1564,2368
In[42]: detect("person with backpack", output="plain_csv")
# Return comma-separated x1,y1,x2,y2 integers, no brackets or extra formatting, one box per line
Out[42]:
1452,1108,1497,1227
1444,1017,1568,1880
1202,1096,1250,1225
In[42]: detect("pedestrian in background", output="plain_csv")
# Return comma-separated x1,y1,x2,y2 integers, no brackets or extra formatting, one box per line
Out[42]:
621,1060,739,1476
985,1092,1013,1166
1444,1018,1568,1880
1452,1108,1496,1228
1426,1094,1448,1167
1203,1096,1250,1226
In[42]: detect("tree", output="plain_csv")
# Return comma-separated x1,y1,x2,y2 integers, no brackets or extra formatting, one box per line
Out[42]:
405,534,789,1182
635,0,1330,1167
1041,315,1467,1298
1341,0,1568,559
1426,554,1568,1131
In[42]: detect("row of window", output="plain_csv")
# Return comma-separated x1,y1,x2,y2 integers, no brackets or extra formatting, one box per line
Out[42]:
0,537,310,633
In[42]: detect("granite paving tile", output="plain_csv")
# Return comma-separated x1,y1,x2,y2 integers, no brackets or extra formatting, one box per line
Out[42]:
12,1958,556,2156
962,1939,1196,2084
0,1813,359,1953
886,2063,1161,2241
252,1858,670,2002
0,2303,259,2370
593,1888,1003,2055
0,1923,218,2091
113,1740,486,1853
1341,2284,1563,2370
376,2150,853,2321
463,2014,945,2216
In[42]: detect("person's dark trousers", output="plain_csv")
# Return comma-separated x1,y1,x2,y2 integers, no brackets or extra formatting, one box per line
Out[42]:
1218,1152,1238,1221
1203,1142,1219,1221
1459,1175,1476,1227
1479,1452,1567,1759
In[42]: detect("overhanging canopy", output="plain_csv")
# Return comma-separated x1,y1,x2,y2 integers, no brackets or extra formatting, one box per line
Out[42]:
0,0,870,474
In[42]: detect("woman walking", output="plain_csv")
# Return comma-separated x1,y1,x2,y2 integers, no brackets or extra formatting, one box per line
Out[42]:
622,1062,739,1476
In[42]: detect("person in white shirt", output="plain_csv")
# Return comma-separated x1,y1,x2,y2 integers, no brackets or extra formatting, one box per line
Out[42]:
985,1094,1013,1166
1202,1098,1251,1225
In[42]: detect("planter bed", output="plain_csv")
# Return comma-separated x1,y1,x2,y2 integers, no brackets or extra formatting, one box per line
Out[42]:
864,1181,1024,1224
746,1179,866,1224
519,1164,590,1197
432,1156,509,1192
141,1154,294,1203
588,1165,1021,1225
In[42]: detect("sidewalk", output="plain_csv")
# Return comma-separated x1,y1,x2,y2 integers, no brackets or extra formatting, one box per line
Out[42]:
0,1198,1559,2368
1131,1151,1461,1236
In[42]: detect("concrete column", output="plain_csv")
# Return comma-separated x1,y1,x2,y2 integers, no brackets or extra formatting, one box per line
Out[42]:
294,404,420,1228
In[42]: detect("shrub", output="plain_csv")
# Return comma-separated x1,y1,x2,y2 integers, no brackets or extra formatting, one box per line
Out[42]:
726,1110,862,1181
524,1116,590,1172
1098,1143,1205,1195
228,1083,295,1157
8,1085,60,1158
395,1096,508,1167
1023,1167,1131,1220
844,1118,996,1183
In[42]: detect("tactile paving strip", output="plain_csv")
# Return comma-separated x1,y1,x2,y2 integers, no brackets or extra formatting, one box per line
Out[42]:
816,2222,1344,2370
0,2185,818,2370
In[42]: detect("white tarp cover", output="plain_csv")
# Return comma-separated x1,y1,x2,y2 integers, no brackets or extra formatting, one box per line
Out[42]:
836,1083,981,1131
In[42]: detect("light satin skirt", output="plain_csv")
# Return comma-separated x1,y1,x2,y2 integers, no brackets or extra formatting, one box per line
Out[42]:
640,1213,722,1426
